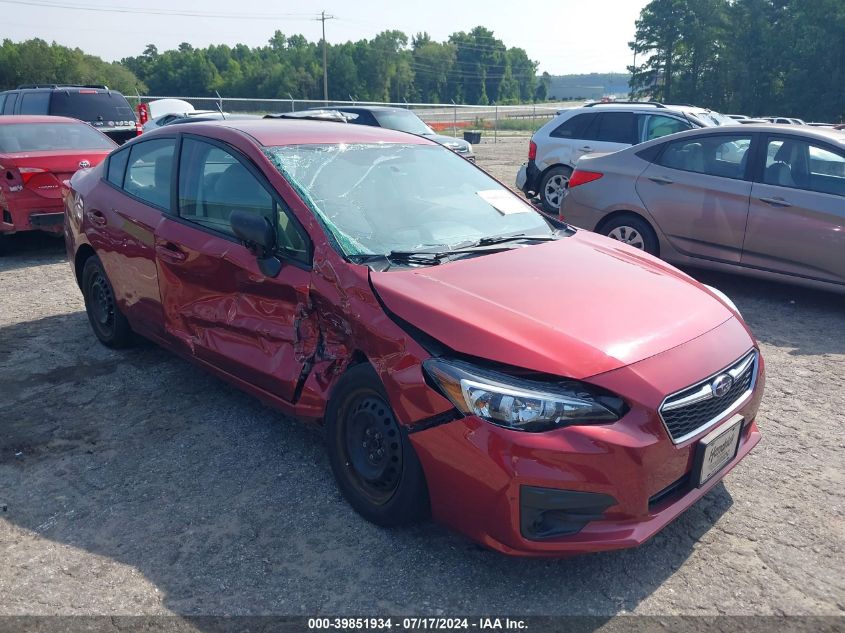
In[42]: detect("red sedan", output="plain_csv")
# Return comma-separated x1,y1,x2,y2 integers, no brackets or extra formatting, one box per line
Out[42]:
63,119,764,556
0,115,116,253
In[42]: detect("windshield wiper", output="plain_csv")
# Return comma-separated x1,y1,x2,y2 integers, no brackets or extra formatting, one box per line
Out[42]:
469,233,560,248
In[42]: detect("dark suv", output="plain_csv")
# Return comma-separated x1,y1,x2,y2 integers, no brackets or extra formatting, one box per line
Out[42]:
0,85,138,144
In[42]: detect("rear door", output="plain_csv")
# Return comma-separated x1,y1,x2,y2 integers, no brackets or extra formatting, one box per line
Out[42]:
541,112,596,170
574,112,638,162
635,132,754,262
83,138,174,337
742,135,845,285
154,135,313,402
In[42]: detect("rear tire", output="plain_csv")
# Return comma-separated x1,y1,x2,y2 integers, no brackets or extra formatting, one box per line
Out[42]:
538,165,572,214
600,214,659,256
81,256,133,348
326,364,430,527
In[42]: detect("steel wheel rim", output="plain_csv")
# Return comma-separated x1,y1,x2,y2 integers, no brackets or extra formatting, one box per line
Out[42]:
89,271,115,332
544,174,568,208
607,226,646,250
343,394,402,505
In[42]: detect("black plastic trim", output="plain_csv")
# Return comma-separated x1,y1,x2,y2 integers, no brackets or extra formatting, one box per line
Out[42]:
520,486,616,540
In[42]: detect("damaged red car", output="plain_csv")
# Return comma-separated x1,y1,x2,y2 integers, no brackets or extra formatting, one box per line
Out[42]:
64,120,764,556
1,115,116,253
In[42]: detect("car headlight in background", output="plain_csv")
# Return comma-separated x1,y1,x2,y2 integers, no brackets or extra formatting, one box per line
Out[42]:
704,285,741,316
423,358,625,432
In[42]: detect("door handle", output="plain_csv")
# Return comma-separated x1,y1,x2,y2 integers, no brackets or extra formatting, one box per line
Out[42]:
578,146,593,152
759,196,791,207
156,242,187,263
649,176,674,185
86,209,107,226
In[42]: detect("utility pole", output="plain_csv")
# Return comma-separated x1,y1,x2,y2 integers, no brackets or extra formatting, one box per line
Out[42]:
317,10,335,105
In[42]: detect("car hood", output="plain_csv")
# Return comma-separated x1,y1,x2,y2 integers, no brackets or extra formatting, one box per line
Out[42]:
371,230,739,379
422,133,472,152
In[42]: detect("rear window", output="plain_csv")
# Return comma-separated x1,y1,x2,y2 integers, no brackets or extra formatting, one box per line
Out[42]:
50,91,135,126
0,122,116,152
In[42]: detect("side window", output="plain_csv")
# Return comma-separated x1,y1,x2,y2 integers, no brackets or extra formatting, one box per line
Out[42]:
3,93,18,114
0,95,6,113
584,113,636,144
645,115,690,141
123,139,176,210
178,138,308,260
549,113,595,139
106,148,130,187
658,135,752,179
763,137,845,196
20,92,50,115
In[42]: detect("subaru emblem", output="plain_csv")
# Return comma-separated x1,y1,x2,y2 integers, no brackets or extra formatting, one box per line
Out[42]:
79,160,91,168
711,374,734,398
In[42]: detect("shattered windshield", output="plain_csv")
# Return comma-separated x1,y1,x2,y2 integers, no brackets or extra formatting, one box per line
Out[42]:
263,143,556,257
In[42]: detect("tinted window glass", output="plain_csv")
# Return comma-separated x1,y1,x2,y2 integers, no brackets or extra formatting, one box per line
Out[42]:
763,137,845,196
373,110,432,134
0,94,7,113
550,113,595,139
178,138,308,259
20,92,50,115
658,135,752,179
106,148,130,187
123,139,175,209
50,91,135,124
0,122,115,152
646,115,690,140
592,112,637,144
3,93,17,114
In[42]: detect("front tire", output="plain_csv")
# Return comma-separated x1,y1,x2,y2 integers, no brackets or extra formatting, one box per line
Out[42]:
538,165,572,214
82,255,133,348
326,364,429,526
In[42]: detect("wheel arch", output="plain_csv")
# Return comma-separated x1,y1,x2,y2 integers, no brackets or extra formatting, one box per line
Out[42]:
73,243,97,288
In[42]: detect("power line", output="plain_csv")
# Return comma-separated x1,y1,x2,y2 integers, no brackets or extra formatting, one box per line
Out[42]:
0,0,320,20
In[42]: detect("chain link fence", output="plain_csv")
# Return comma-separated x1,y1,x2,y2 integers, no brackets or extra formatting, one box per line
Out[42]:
132,96,586,142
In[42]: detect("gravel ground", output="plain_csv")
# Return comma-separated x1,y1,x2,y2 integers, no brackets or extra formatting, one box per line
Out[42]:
0,138,843,620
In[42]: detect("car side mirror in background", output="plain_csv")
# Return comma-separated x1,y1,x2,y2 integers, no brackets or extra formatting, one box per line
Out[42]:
230,210,282,277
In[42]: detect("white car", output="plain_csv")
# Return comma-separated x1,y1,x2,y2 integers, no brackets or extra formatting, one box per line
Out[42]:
140,99,221,132
516,102,736,212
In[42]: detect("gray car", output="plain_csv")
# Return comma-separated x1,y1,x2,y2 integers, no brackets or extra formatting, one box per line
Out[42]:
309,105,475,161
560,124,845,293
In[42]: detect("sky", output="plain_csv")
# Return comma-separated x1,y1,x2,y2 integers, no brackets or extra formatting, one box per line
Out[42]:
3,0,649,75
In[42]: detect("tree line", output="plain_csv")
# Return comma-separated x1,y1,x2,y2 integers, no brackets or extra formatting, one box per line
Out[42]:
0,38,143,95
121,27,547,104
0,27,550,105
630,0,845,122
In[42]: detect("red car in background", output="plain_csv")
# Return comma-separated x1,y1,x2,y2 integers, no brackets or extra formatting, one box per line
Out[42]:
64,119,763,556
0,115,115,253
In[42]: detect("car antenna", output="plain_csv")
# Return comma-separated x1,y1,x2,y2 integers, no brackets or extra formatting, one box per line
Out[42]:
215,91,226,120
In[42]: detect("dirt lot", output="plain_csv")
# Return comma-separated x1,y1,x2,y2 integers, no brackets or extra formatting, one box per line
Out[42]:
1,138,843,619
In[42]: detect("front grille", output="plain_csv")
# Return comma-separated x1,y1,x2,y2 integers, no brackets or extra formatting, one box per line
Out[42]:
659,350,757,443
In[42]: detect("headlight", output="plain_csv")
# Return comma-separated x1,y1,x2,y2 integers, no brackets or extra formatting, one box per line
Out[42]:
704,285,741,316
423,358,624,432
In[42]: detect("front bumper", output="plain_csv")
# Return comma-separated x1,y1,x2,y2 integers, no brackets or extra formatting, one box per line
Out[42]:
409,318,764,556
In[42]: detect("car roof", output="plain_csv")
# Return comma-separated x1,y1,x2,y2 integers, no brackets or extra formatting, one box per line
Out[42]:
635,122,845,148
311,105,406,114
155,118,435,146
0,115,83,125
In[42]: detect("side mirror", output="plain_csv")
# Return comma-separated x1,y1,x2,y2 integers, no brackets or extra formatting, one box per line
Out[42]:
230,209,282,277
